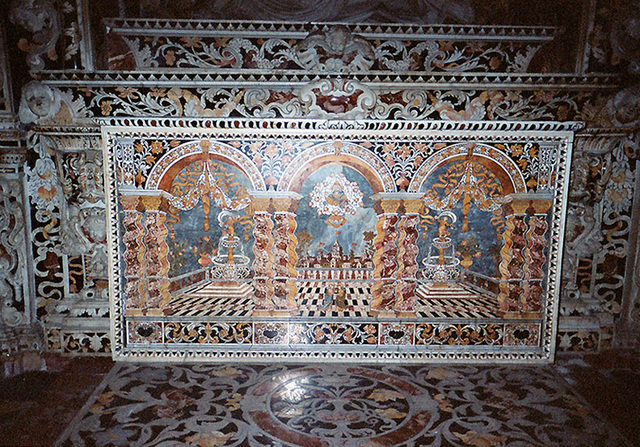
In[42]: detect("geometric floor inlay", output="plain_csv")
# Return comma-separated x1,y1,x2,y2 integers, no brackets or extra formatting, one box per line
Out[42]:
416,283,500,319
167,280,499,319
55,363,631,446
169,281,254,317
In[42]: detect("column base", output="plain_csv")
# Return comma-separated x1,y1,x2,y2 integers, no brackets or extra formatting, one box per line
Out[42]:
499,311,542,319
395,310,417,318
369,309,397,318
252,309,297,317
145,308,171,317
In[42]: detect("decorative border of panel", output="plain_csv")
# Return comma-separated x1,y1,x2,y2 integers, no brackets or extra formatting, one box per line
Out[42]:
103,118,578,363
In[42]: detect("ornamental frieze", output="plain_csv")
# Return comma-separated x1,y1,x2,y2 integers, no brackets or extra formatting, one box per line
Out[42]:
18,77,619,126
105,19,558,74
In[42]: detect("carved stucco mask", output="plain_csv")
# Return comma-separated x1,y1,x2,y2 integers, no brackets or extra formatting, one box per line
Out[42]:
19,80,60,123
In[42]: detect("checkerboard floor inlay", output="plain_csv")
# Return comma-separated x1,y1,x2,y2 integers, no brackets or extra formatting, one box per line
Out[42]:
297,281,371,317
416,282,500,318
168,280,500,319
169,281,254,317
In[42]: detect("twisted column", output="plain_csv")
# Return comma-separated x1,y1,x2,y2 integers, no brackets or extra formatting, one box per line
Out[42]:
252,211,274,312
522,200,551,313
394,199,422,316
121,196,147,314
498,195,551,318
120,193,171,316
370,197,400,317
272,211,298,310
140,195,171,314
251,193,301,316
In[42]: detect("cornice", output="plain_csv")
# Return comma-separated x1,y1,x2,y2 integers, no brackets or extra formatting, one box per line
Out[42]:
36,71,621,90
98,117,584,139
104,18,560,42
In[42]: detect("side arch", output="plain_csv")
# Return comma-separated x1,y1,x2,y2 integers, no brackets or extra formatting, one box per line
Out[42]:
146,139,266,191
408,143,527,194
277,142,396,193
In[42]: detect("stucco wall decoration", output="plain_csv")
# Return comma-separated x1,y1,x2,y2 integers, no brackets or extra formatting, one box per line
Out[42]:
102,118,579,363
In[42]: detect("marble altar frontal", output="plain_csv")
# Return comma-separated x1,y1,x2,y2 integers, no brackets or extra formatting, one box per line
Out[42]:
103,118,578,362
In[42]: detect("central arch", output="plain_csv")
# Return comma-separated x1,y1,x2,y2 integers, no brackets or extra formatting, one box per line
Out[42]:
278,142,396,193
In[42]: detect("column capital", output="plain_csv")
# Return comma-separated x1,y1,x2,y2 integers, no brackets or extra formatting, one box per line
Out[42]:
371,193,424,214
502,193,553,215
139,195,170,212
120,190,172,211
250,191,303,213
120,195,141,211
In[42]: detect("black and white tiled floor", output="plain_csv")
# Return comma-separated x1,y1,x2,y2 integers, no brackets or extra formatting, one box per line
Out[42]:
169,281,255,317
297,282,370,317
415,282,500,318
168,280,500,319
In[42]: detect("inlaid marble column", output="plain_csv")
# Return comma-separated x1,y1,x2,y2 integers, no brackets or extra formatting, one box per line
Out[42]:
522,199,551,313
251,192,301,316
273,211,298,310
498,194,551,318
139,194,171,315
252,210,275,313
395,197,423,317
120,192,171,316
121,196,148,315
370,196,400,317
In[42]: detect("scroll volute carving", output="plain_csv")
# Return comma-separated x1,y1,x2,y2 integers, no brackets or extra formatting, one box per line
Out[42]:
9,0,60,71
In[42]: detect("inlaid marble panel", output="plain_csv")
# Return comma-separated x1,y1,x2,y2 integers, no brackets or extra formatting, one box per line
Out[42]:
103,118,577,362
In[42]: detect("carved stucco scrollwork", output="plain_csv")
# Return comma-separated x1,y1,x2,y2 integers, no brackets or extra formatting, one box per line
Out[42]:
298,78,377,119
25,131,109,329
610,4,640,74
375,40,438,72
295,26,375,73
24,133,68,317
9,0,60,71
0,177,30,328
32,80,607,123
107,19,549,74
562,135,616,308
606,86,640,129
563,130,638,322
51,142,108,283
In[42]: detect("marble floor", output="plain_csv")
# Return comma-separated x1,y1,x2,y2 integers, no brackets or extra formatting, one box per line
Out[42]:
1,351,638,446
166,280,499,319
